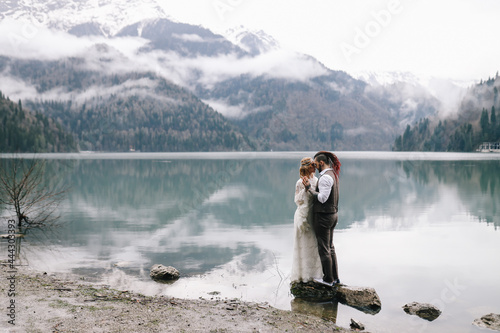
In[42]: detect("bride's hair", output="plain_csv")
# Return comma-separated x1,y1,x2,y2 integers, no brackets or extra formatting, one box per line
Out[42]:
299,157,313,177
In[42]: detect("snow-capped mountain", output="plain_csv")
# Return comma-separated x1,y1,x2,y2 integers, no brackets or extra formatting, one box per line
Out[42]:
0,0,170,36
1,0,276,58
353,71,425,87
354,70,474,89
225,26,280,56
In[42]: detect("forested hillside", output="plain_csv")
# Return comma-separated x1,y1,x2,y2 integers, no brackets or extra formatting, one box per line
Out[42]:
196,72,439,151
393,75,500,151
1,57,253,152
0,91,76,153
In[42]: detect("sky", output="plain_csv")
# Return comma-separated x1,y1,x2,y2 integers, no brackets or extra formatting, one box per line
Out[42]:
155,0,500,82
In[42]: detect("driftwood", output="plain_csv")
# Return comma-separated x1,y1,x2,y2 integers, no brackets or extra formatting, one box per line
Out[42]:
290,281,382,315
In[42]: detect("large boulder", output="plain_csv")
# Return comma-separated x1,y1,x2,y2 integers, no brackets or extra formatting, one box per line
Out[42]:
150,264,180,282
290,281,381,314
336,285,382,315
473,313,500,331
402,302,441,321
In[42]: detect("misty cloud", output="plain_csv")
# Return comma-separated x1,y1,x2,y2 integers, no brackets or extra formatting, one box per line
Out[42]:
426,77,467,118
327,81,354,95
0,16,330,97
0,74,178,106
92,46,330,91
202,98,272,119
168,50,329,89
0,18,148,61
360,72,470,123
0,76,39,101
344,126,373,136
202,99,246,118
56,77,179,105
172,33,204,42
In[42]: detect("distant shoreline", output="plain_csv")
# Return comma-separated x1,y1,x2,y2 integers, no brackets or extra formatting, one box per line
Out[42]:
2,150,500,161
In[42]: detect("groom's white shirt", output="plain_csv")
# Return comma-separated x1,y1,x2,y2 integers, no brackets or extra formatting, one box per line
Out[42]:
317,168,334,204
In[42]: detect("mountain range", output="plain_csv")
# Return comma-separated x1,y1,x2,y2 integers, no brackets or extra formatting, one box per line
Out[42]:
0,0,474,152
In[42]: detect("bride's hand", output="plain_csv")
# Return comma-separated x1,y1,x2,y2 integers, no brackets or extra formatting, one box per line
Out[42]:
302,176,310,187
302,176,311,191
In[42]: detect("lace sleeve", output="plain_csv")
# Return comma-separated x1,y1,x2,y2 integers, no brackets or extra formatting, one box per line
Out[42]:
294,179,306,206
310,176,318,189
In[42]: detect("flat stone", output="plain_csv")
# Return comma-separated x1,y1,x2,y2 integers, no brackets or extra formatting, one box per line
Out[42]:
402,302,441,321
473,313,500,331
290,281,381,314
336,285,382,315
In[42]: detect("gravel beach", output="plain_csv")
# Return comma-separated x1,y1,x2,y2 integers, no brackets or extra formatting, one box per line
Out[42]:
1,263,354,332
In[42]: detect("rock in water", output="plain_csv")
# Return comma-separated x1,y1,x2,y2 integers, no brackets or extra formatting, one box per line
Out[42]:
402,302,441,321
290,281,337,300
350,318,365,330
290,281,381,314
150,264,180,282
337,285,382,315
473,313,500,331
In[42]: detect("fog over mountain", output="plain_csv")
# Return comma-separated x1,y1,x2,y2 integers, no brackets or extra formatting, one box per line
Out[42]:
355,71,470,119
0,0,473,151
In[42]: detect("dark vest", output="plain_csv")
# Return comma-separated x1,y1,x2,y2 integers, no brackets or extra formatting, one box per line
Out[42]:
313,169,339,213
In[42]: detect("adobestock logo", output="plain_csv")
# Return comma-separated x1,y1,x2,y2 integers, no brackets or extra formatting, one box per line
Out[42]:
340,0,403,63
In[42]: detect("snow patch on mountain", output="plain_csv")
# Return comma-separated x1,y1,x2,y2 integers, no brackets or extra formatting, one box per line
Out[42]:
354,70,474,89
0,0,171,37
224,26,280,55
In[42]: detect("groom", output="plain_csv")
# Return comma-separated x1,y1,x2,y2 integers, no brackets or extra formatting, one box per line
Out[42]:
303,151,340,287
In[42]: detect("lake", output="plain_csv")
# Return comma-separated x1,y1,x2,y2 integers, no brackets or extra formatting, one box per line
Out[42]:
1,151,500,332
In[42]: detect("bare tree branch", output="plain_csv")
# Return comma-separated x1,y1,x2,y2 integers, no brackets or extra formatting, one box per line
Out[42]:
0,158,69,232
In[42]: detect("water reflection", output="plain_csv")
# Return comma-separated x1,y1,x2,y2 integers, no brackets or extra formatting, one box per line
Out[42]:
394,160,500,227
291,298,339,322
2,155,499,275
1,153,499,333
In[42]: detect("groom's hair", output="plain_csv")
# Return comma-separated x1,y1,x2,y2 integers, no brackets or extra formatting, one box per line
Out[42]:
315,153,331,166
315,151,341,181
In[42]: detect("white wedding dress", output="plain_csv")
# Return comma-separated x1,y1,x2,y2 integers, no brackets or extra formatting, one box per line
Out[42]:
291,175,323,282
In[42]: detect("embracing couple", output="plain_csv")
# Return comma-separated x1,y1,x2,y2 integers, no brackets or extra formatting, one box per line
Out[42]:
291,151,341,287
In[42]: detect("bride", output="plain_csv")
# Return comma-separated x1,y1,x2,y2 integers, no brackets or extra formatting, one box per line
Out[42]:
291,157,322,282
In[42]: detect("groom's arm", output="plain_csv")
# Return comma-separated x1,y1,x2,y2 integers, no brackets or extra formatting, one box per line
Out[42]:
306,176,333,203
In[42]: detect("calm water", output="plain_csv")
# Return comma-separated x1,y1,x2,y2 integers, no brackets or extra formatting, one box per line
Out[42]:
1,151,500,332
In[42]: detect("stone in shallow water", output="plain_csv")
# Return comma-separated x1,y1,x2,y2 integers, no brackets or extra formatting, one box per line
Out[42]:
150,264,180,283
402,302,441,321
473,313,500,331
290,281,381,315
350,318,365,330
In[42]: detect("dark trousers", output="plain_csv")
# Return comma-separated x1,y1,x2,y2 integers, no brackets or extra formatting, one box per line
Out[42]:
313,212,339,283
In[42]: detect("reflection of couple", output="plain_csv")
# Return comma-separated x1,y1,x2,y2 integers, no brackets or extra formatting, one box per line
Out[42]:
291,151,341,287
